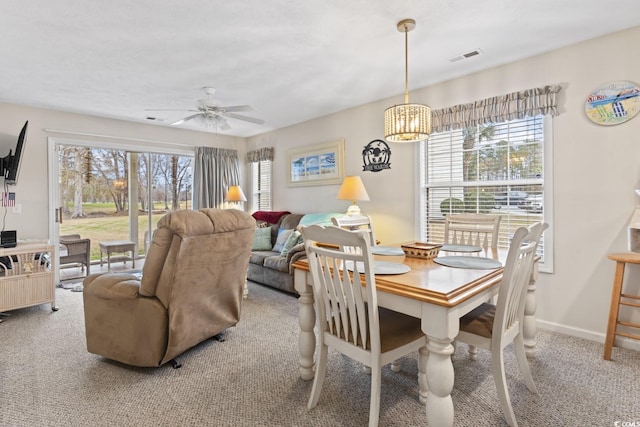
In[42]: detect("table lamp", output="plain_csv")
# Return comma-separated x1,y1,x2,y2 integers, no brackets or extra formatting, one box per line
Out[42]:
225,185,247,209
336,176,370,216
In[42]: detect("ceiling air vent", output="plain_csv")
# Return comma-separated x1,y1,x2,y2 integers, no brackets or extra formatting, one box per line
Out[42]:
449,49,483,63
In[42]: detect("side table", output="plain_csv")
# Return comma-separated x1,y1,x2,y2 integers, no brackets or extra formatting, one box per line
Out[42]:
99,240,135,272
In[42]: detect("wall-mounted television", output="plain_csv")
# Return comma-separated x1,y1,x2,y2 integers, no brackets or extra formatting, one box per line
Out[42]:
1,120,27,185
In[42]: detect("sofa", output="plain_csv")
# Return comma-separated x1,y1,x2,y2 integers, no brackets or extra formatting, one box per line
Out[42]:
248,211,340,294
83,208,255,367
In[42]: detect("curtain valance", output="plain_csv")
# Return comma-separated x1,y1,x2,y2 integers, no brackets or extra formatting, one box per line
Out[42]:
431,85,561,132
247,147,274,163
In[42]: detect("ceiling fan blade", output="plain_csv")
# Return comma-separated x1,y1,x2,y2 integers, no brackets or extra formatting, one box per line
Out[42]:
221,105,254,113
226,112,265,125
171,113,202,126
145,108,199,112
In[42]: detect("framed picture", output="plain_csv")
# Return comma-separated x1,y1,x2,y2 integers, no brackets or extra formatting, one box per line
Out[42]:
287,139,345,187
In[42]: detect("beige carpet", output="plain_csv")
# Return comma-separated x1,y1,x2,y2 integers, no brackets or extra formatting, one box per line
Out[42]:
1,282,639,426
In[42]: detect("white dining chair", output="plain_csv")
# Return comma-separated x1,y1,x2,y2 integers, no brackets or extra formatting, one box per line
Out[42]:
455,222,547,427
331,214,377,247
299,224,427,427
444,213,502,250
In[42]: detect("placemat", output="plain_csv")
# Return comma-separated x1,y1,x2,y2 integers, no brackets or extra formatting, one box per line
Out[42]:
441,244,483,253
434,256,502,269
344,260,411,275
371,246,405,256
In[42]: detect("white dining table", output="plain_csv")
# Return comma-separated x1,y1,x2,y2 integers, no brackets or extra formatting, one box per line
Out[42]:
292,247,540,427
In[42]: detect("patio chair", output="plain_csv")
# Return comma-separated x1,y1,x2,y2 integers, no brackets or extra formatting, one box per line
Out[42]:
59,234,91,276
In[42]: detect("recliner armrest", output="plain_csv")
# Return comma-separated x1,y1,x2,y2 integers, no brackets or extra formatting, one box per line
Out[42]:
83,273,142,300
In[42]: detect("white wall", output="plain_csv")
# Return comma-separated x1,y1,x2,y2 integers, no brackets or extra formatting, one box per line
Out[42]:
246,26,640,345
0,103,244,239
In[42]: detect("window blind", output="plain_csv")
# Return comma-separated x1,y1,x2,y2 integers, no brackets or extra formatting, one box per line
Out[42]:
420,115,547,260
251,160,272,211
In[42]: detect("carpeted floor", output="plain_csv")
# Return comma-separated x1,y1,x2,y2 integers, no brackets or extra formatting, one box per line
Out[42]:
1,281,639,426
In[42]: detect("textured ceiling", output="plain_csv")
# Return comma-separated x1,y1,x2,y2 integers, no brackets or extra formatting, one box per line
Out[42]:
1,1,639,137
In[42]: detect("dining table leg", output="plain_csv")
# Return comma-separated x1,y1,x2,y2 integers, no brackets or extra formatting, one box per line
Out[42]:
295,269,316,381
425,336,455,427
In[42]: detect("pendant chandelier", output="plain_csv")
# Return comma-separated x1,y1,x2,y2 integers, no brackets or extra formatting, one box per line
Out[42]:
384,19,431,143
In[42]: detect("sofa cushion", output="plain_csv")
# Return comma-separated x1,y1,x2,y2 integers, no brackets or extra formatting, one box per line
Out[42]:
249,251,276,266
263,255,290,273
272,228,293,253
252,226,273,251
278,214,305,232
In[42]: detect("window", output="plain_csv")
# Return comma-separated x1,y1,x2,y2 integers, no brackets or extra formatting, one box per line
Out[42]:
419,114,553,271
250,159,272,212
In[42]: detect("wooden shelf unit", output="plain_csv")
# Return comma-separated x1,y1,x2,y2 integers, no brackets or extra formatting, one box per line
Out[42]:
0,242,57,314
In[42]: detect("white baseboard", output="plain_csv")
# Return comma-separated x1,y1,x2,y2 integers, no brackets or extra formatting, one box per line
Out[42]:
537,320,640,352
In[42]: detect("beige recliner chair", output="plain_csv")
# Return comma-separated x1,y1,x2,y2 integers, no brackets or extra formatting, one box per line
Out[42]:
82,208,255,368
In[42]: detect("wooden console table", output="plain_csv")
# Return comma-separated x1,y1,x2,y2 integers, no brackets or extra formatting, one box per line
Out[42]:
99,240,135,272
0,242,57,318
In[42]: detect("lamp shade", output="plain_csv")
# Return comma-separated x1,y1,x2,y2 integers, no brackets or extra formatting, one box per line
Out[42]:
337,176,369,216
384,103,431,143
337,176,370,202
225,185,247,202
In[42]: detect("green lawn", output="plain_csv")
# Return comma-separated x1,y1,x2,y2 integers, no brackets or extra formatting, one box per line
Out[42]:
60,210,168,261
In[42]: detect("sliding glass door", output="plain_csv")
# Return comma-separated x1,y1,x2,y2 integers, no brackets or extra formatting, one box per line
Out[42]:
49,138,192,283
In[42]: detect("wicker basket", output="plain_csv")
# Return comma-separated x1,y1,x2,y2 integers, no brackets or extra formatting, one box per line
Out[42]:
401,242,442,259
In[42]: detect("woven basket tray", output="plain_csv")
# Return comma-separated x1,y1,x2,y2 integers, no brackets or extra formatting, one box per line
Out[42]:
400,242,442,259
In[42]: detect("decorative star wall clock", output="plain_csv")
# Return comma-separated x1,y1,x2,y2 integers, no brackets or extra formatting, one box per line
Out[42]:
585,80,640,125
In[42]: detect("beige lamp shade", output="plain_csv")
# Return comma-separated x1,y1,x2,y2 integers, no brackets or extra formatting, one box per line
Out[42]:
225,185,247,202
337,176,370,216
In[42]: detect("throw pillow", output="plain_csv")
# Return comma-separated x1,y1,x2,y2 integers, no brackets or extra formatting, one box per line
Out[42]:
252,226,273,251
280,230,302,257
272,229,293,253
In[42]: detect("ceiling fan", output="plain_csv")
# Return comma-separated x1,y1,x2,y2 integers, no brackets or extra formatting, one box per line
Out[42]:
147,87,264,130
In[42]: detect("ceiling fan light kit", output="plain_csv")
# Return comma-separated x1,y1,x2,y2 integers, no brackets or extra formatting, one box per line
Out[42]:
384,18,431,143
149,87,264,131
